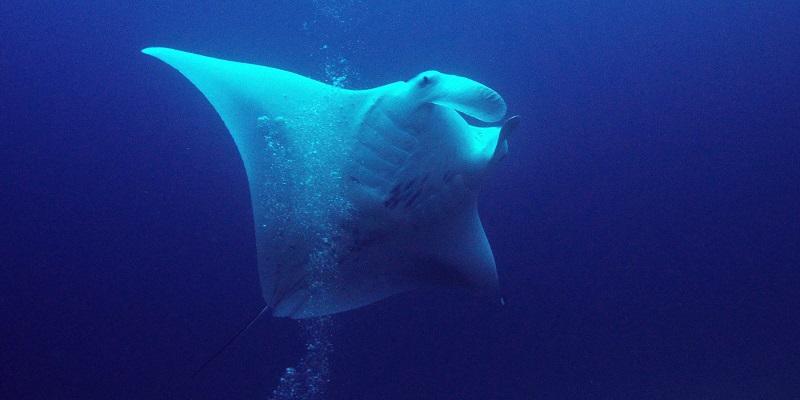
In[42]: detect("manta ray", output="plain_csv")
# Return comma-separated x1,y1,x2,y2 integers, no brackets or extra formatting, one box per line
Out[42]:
143,48,519,318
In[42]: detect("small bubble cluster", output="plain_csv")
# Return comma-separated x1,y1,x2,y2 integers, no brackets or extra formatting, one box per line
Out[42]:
257,110,345,400
304,0,364,87
263,1,365,399
270,317,335,400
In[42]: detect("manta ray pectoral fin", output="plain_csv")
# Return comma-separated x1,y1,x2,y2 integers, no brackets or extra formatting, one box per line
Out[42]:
142,47,361,318
141,47,336,176
426,197,500,300
414,71,507,123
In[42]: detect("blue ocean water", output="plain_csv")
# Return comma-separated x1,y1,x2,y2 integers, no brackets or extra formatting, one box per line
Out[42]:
2,0,799,399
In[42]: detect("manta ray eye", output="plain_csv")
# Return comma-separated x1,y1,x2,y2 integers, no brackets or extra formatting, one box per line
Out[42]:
419,76,430,87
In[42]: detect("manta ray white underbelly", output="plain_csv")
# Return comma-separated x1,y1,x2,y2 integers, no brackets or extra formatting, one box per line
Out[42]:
142,47,519,318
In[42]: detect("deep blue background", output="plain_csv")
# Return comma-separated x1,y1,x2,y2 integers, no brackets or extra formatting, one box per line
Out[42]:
2,1,799,399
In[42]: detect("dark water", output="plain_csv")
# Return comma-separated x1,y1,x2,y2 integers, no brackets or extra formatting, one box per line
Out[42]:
2,1,799,399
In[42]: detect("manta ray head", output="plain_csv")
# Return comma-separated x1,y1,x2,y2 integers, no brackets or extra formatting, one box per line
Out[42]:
376,70,519,192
